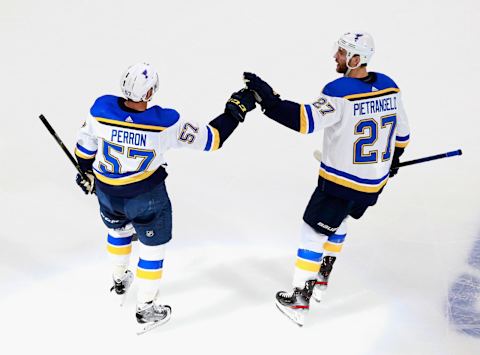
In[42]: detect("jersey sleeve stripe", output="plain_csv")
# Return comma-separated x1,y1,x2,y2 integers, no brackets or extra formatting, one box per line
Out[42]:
396,134,410,142
395,134,410,148
211,127,220,150
204,126,213,151
75,148,95,159
299,105,308,134
305,104,315,133
76,143,97,155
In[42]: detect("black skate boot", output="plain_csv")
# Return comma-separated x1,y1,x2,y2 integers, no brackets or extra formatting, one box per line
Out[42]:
136,300,172,335
312,256,336,302
275,279,316,326
110,270,133,306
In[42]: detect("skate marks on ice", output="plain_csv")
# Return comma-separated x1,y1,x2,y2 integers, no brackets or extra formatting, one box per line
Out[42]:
447,233,480,338
151,253,291,332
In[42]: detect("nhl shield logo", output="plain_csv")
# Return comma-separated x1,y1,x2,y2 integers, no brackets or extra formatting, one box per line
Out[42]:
146,230,155,238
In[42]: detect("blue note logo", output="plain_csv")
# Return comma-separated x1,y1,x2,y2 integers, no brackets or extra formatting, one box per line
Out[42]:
448,233,480,337
142,69,148,79
354,33,364,42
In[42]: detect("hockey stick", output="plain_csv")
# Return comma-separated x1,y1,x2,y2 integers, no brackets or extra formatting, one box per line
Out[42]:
39,114,89,181
394,149,462,168
313,149,463,168
39,114,139,241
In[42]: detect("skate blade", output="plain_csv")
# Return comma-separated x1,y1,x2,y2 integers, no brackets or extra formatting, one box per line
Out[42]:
110,290,129,307
136,313,171,335
275,300,305,327
312,289,324,303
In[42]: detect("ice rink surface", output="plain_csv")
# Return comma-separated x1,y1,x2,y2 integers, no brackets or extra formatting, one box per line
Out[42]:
1,0,479,354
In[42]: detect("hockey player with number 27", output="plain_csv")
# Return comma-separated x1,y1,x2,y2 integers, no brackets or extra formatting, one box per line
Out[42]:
75,62,256,334
244,32,410,326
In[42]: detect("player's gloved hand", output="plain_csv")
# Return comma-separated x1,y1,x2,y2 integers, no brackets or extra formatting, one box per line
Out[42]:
225,88,256,122
243,72,281,110
389,148,404,178
76,171,95,194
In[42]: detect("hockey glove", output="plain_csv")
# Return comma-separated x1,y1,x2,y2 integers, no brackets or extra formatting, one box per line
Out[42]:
76,171,95,194
225,88,256,122
389,147,404,178
243,72,281,110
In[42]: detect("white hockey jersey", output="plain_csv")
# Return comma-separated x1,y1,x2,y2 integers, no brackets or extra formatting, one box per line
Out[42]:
75,95,221,196
298,72,410,203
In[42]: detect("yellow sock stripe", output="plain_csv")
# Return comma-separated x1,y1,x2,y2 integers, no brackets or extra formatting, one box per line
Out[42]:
323,242,343,253
107,244,132,255
212,127,220,150
136,268,163,280
295,258,321,273
299,105,307,134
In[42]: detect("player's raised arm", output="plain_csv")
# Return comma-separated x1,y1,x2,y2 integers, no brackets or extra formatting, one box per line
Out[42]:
167,89,256,151
243,72,342,134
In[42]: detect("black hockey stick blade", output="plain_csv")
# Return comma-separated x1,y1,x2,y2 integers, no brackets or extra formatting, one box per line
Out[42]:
395,149,462,168
39,114,89,181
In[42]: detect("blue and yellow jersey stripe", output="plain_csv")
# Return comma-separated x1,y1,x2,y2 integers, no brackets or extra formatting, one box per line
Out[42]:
299,104,315,134
93,167,159,186
75,143,97,159
205,125,220,151
343,87,400,101
395,134,410,148
319,162,389,193
95,117,168,132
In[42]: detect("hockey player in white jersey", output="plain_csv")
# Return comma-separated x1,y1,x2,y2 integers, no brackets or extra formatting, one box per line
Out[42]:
75,62,256,333
244,32,410,326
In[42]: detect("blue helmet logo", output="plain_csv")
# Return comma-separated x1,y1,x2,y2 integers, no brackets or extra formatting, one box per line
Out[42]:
354,33,364,42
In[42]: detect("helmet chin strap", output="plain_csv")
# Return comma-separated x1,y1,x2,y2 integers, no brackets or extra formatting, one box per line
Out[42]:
344,52,362,77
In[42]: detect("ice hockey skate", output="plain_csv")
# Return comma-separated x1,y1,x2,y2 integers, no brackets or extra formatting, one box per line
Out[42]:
312,256,336,302
275,280,316,326
136,300,172,335
110,270,133,306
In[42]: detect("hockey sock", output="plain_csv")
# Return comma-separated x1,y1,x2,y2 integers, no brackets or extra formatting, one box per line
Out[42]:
292,222,328,288
107,224,134,280
322,219,347,259
136,243,166,305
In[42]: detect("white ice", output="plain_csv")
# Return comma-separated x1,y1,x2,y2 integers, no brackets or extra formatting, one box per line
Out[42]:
0,0,479,354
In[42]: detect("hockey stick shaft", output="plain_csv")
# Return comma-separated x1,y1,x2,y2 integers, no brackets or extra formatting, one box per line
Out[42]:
39,114,89,181
395,149,462,168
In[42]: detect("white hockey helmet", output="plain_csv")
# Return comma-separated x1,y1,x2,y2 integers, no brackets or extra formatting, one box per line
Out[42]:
337,32,375,69
120,62,159,102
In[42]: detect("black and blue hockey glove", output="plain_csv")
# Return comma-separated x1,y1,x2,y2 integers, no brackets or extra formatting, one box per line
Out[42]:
225,88,256,122
76,171,95,194
243,72,281,110
389,148,404,178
